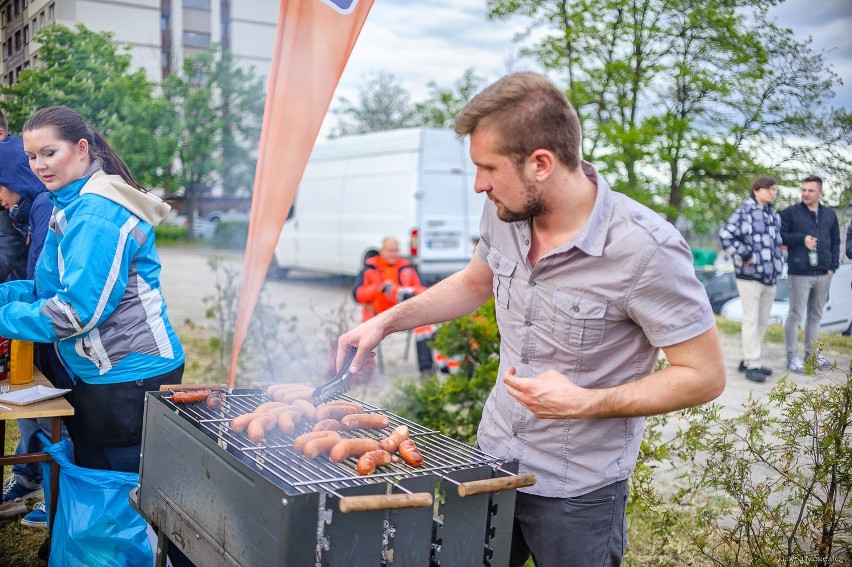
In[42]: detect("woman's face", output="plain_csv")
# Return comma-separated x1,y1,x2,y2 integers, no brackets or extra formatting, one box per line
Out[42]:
23,126,90,191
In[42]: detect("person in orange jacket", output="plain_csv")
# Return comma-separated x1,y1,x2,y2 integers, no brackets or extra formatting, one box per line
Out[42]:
353,236,435,375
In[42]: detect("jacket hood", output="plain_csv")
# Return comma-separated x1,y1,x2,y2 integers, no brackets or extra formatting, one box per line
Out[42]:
80,170,171,226
0,135,46,202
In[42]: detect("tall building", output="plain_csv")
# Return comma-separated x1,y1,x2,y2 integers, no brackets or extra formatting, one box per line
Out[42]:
0,0,277,86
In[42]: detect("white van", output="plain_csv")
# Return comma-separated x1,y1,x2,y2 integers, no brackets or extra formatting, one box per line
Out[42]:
272,128,486,282
720,264,852,334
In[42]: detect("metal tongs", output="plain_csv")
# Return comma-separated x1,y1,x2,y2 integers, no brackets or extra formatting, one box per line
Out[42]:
312,346,358,404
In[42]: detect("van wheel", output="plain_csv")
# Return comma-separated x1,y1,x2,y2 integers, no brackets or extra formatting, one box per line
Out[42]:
844,321,852,336
269,256,290,280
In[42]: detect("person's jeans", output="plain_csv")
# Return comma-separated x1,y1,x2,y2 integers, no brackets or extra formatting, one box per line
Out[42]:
510,479,628,567
785,274,832,359
12,417,69,488
735,279,776,368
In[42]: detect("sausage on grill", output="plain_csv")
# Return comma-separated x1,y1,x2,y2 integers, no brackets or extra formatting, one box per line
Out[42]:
379,425,409,453
172,389,211,404
398,439,424,467
206,391,224,410
275,389,315,403
329,439,381,463
266,383,312,397
247,414,277,443
290,399,317,421
293,430,339,453
231,412,261,433
276,410,301,435
356,450,393,475
341,413,390,430
303,435,342,459
312,418,342,432
315,404,362,421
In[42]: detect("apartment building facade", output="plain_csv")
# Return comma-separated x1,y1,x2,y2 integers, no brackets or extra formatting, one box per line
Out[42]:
0,0,277,87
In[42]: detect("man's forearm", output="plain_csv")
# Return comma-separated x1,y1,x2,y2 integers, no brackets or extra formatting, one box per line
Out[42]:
374,259,493,337
593,327,726,418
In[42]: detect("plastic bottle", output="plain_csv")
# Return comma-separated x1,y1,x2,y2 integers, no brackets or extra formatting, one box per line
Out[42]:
9,340,33,385
0,337,9,381
808,248,818,267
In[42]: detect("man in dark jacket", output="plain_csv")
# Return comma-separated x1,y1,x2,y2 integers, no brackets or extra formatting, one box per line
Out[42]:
0,208,27,282
780,175,839,374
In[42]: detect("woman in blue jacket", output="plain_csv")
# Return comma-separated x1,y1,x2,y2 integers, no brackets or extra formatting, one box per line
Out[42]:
0,106,185,473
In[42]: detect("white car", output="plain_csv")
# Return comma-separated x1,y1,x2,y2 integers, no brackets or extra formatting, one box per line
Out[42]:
720,264,852,335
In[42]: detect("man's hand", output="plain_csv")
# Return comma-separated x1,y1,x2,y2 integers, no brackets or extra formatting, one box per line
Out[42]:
503,367,598,419
396,287,415,302
380,281,394,301
337,318,385,375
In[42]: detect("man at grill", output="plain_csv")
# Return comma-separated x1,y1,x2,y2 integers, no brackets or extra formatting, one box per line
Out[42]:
338,72,726,566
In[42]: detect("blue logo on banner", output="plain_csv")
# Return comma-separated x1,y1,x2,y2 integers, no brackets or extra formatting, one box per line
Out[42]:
318,0,357,14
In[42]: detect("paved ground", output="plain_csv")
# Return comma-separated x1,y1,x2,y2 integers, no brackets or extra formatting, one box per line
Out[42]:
157,245,849,406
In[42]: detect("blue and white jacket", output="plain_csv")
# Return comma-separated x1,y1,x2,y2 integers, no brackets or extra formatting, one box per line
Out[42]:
719,196,784,285
0,167,185,384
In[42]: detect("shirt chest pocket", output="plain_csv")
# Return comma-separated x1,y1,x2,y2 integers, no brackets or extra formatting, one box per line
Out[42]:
553,290,607,351
487,249,517,309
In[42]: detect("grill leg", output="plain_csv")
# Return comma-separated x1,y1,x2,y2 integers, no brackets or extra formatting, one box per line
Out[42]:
155,528,169,567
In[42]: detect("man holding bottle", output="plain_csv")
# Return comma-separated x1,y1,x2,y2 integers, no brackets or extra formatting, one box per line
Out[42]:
780,175,840,373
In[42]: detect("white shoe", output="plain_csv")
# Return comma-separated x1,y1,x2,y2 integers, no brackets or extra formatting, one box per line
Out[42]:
787,356,805,374
815,354,832,370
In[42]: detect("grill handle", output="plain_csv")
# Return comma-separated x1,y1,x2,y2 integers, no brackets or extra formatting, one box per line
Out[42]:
457,473,537,497
338,492,433,513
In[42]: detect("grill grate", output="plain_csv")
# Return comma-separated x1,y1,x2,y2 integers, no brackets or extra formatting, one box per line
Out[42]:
165,388,512,499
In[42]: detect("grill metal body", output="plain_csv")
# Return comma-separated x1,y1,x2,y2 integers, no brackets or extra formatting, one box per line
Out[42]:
136,389,530,567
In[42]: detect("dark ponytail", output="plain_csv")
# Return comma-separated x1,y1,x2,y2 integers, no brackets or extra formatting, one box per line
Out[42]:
23,106,147,192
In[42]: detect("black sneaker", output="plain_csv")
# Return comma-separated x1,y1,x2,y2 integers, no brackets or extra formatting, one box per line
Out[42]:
745,368,767,383
738,360,772,376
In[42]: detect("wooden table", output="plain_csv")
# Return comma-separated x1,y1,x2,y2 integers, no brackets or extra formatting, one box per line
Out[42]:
0,371,74,534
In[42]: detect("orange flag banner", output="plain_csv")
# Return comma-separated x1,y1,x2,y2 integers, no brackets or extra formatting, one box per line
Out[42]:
228,0,374,388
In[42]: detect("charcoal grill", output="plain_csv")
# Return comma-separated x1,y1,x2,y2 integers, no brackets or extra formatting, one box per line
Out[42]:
135,388,535,567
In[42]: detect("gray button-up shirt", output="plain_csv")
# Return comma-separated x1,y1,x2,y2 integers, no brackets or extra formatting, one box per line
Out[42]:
475,162,715,497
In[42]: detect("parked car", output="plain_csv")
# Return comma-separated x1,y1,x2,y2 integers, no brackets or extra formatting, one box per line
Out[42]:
698,269,739,314
720,264,852,335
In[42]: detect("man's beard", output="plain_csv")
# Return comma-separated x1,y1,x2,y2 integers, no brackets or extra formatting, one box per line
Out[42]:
495,177,547,223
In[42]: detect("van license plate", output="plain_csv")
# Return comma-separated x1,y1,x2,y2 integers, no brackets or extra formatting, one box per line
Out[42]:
427,238,458,249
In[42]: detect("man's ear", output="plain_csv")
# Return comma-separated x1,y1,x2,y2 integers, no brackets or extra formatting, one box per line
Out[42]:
528,149,555,181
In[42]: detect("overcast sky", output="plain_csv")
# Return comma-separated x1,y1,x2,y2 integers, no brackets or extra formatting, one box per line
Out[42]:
324,0,851,135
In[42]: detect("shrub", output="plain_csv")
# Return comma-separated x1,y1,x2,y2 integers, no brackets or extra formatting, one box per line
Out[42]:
664,371,852,564
153,224,188,244
384,299,499,444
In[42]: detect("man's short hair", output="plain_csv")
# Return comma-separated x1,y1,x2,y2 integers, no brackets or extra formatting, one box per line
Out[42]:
454,72,581,172
802,175,823,191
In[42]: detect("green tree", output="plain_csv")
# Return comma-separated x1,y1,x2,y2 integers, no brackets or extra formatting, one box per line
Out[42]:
163,46,265,237
330,71,416,137
487,0,847,231
415,68,486,129
1,24,177,189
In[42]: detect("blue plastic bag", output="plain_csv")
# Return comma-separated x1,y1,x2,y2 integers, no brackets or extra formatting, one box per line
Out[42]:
39,438,153,567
